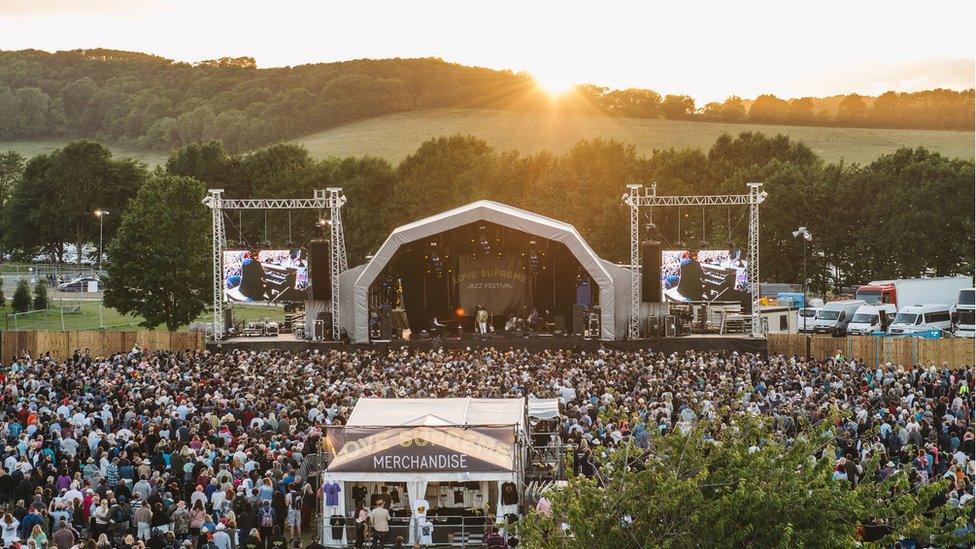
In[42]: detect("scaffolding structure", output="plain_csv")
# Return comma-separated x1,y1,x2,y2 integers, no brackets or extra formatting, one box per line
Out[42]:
622,183,766,339
202,189,348,341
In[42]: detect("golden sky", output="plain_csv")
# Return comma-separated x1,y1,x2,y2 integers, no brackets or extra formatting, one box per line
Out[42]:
1,0,973,103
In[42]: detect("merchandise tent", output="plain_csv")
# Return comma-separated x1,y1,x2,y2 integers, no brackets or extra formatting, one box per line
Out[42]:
319,398,533,546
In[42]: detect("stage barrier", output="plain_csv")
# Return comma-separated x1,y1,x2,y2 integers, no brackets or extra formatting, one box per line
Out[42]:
767,333,975,368
1,330,205,361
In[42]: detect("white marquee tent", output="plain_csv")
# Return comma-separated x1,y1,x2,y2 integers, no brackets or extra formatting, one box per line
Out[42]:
320,397,556,546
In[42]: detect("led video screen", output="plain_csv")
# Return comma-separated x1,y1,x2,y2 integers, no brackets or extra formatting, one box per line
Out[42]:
223,249,309,303
661,249,749,305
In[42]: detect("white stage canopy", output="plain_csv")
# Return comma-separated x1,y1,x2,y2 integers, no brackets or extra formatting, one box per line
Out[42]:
339,200,625,342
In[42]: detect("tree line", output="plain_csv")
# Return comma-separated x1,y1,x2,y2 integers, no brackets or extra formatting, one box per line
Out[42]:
0,49,971,153
0,132,971,327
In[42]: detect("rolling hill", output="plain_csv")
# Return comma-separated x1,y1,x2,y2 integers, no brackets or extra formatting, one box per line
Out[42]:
1,107,973,166
291,108,975,165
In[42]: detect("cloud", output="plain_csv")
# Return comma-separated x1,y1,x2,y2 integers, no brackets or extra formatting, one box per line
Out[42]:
810,57,975,97
0,0,161,16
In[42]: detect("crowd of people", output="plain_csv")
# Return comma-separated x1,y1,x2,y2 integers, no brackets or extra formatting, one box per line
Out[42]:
0,344,970,548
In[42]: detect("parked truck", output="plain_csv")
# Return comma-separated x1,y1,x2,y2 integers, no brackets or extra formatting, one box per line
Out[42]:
953,288,975,338
855,276,971,310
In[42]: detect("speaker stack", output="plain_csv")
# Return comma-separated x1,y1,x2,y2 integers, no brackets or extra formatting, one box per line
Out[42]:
308,240,331,301
572,304,587,336
640,242,662,303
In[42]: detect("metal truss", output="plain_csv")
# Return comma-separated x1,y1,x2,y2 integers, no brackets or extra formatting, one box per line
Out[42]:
326,188,347,340
622,183,767,339
203,190,227,341
202,188,348,341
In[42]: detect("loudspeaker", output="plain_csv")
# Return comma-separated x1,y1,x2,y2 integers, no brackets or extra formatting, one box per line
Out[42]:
309,240,331,301
641,242,662,303
588,306,601,337
379,304,393,340
572,304,587,336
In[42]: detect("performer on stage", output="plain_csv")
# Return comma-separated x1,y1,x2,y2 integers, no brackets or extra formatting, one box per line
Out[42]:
431,315,446,337
476,305,489,335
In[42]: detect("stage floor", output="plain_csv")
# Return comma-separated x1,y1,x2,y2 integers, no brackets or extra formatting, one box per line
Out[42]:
209,333,768,355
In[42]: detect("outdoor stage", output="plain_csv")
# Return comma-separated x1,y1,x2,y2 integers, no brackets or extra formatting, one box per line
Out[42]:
207,333,768,355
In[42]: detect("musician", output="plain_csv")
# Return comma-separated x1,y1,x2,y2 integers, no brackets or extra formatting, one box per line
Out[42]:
677,251,706,301
528,308,541,332
431,315,446,337
476,305,489,335
505,316,518,332
238,251,267,300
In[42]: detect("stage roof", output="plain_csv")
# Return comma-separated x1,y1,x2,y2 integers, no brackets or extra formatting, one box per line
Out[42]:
341,200,625,342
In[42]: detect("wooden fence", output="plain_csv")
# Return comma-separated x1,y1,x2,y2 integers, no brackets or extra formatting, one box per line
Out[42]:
1,330,205,361
767,333,975,368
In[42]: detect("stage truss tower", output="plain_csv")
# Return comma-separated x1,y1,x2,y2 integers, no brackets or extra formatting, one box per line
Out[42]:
623,182,766,339
202,188,348,341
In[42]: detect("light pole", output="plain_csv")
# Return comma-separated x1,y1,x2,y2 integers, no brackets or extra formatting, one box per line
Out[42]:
94,209,110,271
792,227,812,306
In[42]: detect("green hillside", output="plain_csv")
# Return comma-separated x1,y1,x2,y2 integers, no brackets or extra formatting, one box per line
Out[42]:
291,108,975,165
2,107,973,166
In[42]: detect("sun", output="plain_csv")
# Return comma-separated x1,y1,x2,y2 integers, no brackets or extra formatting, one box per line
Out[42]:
531,71,578,97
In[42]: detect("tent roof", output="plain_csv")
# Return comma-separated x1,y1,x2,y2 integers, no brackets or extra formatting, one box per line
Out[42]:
347,200,618,342
388,200,583,240
527,397,560,420
347,397,525,432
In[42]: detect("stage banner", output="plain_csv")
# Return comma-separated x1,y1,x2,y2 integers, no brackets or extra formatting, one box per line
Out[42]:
324,425,516,473
457,254,528,314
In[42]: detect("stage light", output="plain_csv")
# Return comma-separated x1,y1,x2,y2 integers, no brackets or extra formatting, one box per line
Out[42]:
478,225,491,255
528,239,540,272
455,307,466,317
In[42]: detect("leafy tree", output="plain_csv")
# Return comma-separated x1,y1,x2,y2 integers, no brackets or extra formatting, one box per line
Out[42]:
32,279,48,310
748,94,790,124
518,418,970,548
11,279,31,313
0,151,25,254
661,94,696,119
0,287,6,308
2,141,146,262
836,93,868,126
103,175,210,330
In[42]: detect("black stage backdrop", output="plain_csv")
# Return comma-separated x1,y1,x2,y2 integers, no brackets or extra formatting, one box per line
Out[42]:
457,254,528,314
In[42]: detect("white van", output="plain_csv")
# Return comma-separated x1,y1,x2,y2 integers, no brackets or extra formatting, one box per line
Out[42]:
888,304,953,335
813,300,865,335
797,307,819,333
846,304,898,335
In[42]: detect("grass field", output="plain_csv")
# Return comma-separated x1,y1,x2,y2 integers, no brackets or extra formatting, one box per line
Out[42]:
1,109,972,167
1,301,284,332
292,108,975,165
0,139,170,166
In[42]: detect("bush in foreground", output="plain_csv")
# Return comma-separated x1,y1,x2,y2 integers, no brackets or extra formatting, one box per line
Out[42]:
518,417,971,548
